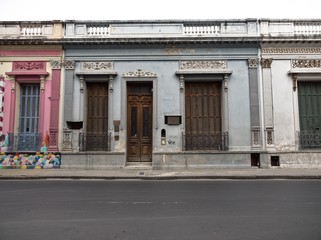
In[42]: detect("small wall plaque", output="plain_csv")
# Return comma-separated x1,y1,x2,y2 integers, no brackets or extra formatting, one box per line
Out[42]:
165,116,181,125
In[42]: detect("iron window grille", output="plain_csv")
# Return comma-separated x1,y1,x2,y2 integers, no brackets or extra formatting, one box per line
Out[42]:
79,132,111,151
183,131,228,151
7,132,42,152
299,131,321,149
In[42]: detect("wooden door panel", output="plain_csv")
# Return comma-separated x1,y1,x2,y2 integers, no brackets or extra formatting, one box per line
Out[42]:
127,83,152,162
87,83,108,133
129,144,140,162
185,82,222,150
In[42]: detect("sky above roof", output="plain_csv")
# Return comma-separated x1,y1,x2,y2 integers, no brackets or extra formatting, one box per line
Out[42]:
1,0,321,21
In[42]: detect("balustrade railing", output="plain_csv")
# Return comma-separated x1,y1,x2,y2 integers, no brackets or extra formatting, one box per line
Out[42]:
0,22,60,38
2,20,321,40
87,25,110,36
7,132,42,151
79,132,111,151
21,25,43,36
183,24,221,35
183,131,228,151
294,22,321,35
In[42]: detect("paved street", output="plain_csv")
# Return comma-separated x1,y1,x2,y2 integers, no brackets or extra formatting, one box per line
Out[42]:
1,180,321,240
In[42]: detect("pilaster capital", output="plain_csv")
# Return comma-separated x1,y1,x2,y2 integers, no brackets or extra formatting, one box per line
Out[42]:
50,60,62,70
248,58,259,68
63,60,75,70
261,58,273,68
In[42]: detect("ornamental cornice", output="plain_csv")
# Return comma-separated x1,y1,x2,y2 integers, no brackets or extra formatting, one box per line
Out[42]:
122,69,157,77
262,48,321,54
292,59,321,68
179,60,227,70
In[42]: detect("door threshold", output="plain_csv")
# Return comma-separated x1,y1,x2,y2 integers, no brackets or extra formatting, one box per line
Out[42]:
125,162,152,169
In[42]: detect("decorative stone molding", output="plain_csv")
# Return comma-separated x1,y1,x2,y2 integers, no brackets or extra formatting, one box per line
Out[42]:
292,59,321,68
63,60,75,70
262,48,321,54
253,130,260,145
261,58,273,68
62,128,72,151
81,61,113,71
179,60,227,70
75,61,116,76
223,74,229,91
50,60,62,70
251,127,261,150
109,75,114,93
14,61,45,71
289,59,321,91
266,127,274,145
79,75,84,93
122,69,157,77
49,127,58,149
179,75,184,92
10,76,15,93
248,58,259,68
292,74,298,91
40,76,45,93
5,61,49,80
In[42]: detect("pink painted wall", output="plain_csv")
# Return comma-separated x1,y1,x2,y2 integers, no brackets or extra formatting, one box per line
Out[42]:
2,79,53,136
2,80,12,135
1,48,62,150
43,80,52,136
0,50,61,57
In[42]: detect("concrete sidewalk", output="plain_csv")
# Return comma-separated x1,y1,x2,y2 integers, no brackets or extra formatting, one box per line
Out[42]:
1,167,321,180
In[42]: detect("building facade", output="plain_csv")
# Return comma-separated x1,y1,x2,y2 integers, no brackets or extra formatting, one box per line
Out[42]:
0,21,63,168
1,19,321,169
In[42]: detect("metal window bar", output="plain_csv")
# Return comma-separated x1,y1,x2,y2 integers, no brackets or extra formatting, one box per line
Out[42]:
7,132,42,151
299,131,321,149
183,131,228,151
79,132,111,151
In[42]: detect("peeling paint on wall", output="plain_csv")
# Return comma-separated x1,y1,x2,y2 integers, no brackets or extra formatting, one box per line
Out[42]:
275,143,297,151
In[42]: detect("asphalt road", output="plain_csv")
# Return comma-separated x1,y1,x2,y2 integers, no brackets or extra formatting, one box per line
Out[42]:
1,180,321,240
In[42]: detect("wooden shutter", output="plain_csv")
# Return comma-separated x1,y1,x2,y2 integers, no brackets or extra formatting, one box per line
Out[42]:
185,82,222,150
86,83,108,133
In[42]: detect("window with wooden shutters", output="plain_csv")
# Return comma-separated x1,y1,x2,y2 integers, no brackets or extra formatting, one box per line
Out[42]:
298,82,321,148
80,82,110,151
185,82,224,150
18,84,40,151
87,83,108,133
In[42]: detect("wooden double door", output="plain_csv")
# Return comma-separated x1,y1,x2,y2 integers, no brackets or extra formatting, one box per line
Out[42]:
127,83,152,162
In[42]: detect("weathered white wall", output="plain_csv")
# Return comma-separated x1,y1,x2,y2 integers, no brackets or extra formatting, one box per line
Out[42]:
271,60,297,151
228,60,251,151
